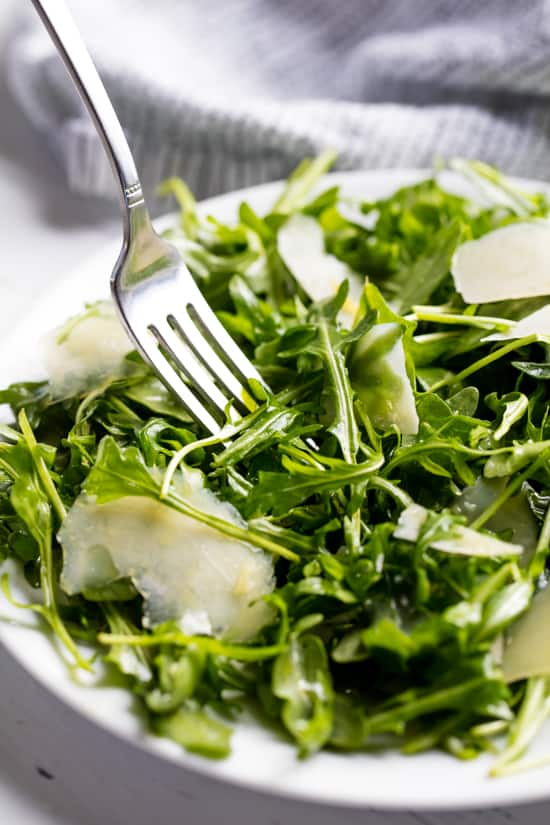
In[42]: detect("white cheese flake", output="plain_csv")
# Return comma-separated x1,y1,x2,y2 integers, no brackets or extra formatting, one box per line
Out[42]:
394,503,522,557
44,302,131,398
452,477,538,559
502,585,550,683
483,303,550,342
451,222,550,304
59,471,275,642
277,213,363,323
350,323,419,435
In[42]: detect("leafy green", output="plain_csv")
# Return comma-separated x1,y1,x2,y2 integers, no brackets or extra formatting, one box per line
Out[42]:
272,634,334,756
390,219,463,314
153,704,232,759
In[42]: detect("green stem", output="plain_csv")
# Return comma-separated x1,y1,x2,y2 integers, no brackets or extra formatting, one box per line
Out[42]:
163,489,300,562
161,429,236,497
363,678,489,737
18,409,66,522
97,630,286,662
428,335,539,393
412,308,512,331
384,440,486,475
472,562,519,604
318,317,358,465
368,476,413,508
490,677,550,776
470,461,541,531
273,149,337,213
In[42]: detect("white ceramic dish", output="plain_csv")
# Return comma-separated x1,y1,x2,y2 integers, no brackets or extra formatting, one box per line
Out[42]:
1,169,550,811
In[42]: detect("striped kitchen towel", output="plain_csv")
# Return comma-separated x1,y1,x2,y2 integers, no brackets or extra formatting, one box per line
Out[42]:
7,0,550,208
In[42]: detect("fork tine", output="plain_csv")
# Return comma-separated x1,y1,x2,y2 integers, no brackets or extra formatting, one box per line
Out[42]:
167,313,253,413
139,335,222,434
187,292,266,388
149,321,234,420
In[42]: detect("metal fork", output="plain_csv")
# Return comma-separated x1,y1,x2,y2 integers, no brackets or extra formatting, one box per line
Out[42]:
32,0,265,434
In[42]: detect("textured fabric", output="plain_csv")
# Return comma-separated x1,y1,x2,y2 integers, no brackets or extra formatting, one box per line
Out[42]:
7,0,550,208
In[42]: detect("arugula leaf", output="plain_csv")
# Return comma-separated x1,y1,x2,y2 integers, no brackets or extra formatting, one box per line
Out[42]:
389,219,463,314
84,437,299,562
245,450,383,517
273,149,337,214
102,603,152,683
272,634,334,756
512,361,550,380
0,418,88,669
153,703,232,759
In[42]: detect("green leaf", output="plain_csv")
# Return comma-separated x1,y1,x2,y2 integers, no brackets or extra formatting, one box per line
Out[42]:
214,403,303,467
364,678,509,738
512,361,550,380
153,703,232,759
146,649,204,713
84,436,159,502
272,150,337,214
245,450,383,517
477,581,533,642
447,387,479,417
102,603,152,683
361,618,417,659
391,219,463,314
0,424,88,669
294,576,358,604
157,177,199,238
484,441,550,478
330,694,365,749
272,634,334,756
491,677,550,776
485,392,528,440
124,376,193,422
85,437,299,561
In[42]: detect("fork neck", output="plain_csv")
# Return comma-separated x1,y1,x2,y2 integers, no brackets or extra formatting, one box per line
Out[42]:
31,0,152,241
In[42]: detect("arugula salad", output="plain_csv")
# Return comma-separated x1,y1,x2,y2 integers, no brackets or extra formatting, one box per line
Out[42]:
3,153,550,775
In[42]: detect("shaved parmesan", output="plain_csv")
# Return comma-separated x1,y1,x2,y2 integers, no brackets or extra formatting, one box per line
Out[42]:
394,503,522,557
483,303,550,342
502,585,550,683
350,323,419,435
59,471,274,641
44,302,131,398
452,477,538,558
277,213,363,323
451,222,550,304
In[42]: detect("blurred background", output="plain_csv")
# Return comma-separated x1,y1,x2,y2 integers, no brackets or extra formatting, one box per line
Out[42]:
7,0,550,207
6,0,550,329
4,0,550,333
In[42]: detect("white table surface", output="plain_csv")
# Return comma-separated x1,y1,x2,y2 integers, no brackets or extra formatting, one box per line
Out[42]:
2,5,550,824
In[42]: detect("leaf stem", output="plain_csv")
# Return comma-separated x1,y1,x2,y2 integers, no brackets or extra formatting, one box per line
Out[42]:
470,460,541,531
18,409,66,523
428,335,539,393
490,677,550,776
97,630,286,661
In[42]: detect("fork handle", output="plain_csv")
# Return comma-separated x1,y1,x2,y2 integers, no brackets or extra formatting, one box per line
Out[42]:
31,0,147,221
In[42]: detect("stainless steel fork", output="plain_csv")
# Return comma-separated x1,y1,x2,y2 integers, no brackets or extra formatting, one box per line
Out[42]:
32,0,265,434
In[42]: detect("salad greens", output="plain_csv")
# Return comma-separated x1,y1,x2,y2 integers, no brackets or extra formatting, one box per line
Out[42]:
2,154,550,773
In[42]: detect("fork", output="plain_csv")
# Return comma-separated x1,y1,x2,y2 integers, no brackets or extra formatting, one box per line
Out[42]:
32,0,265,434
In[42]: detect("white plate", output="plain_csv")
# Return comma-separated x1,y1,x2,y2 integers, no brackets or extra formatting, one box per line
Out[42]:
1,169,549,812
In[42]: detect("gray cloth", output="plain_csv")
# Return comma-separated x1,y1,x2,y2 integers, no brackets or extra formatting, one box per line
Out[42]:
7,0,550,207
